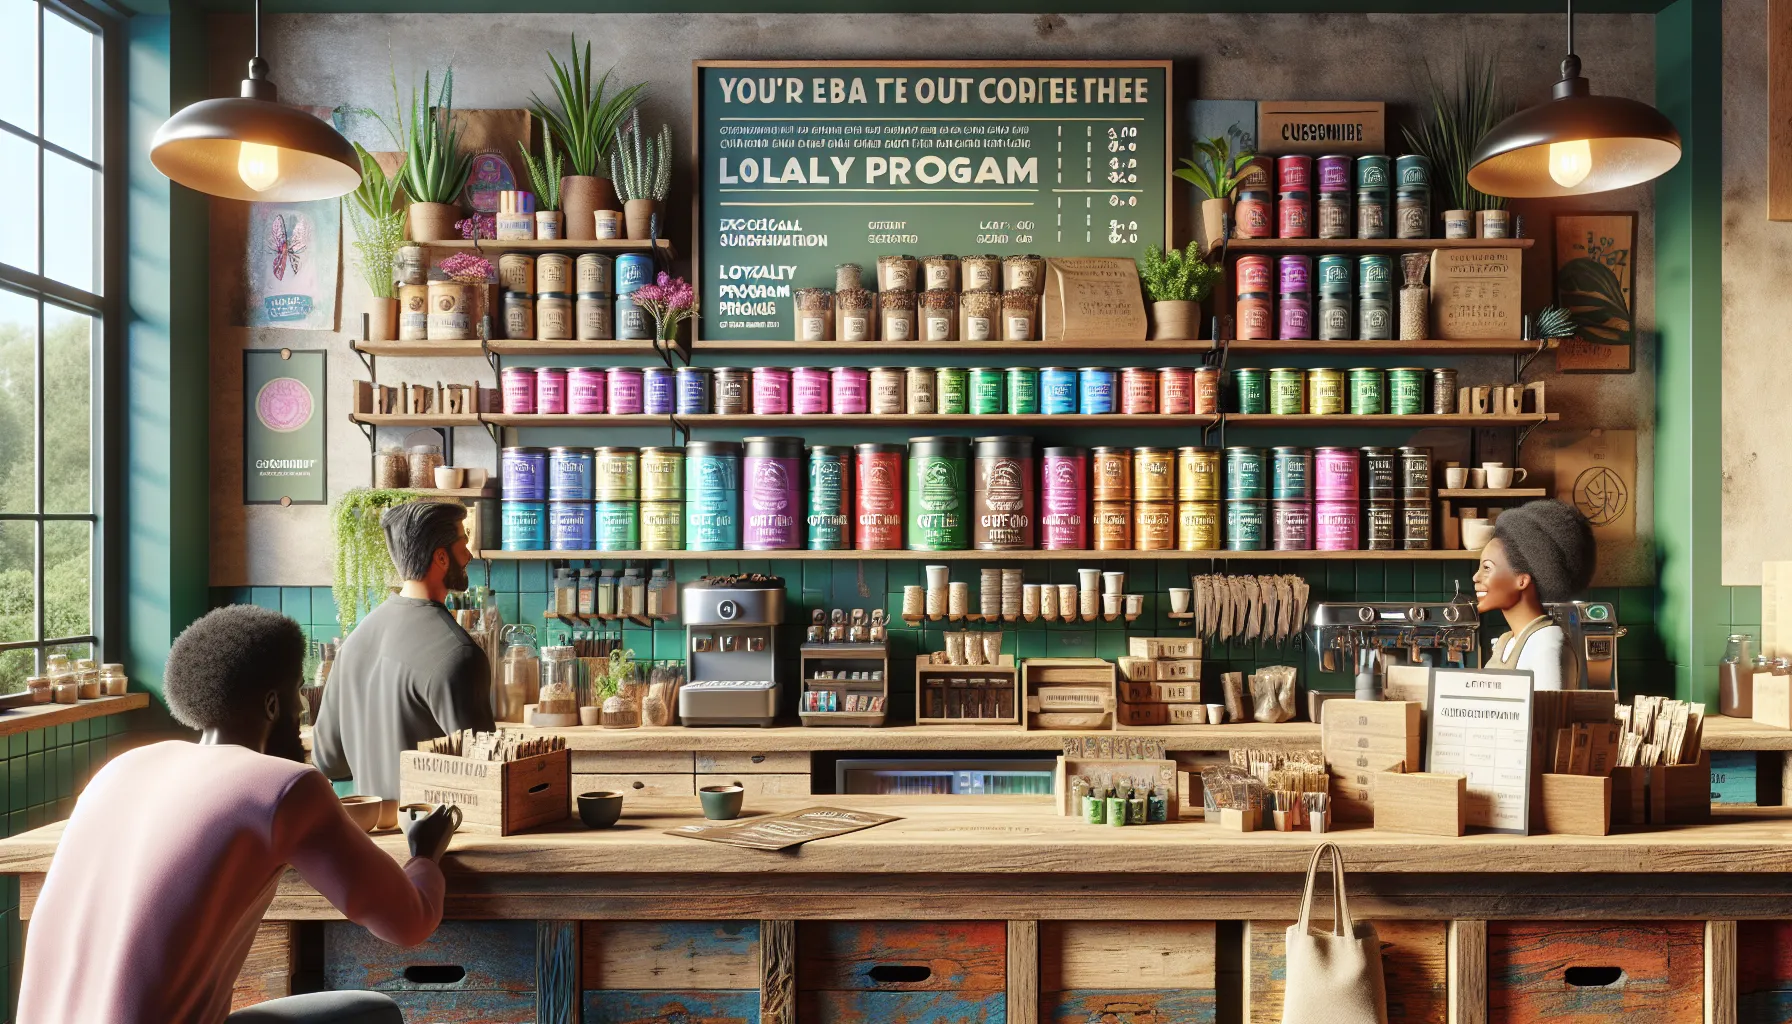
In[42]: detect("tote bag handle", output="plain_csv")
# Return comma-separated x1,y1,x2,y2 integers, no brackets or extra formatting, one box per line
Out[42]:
1295,842,1353,939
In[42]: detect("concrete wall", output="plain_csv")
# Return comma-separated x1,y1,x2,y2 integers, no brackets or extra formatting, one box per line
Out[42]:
210,11,1661,586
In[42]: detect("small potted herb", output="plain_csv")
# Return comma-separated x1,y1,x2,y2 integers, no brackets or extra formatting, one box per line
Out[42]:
517,116,565,239
613,111,671,241
1174,135,1254,253
399,69,474,242
1404,49,1513,238
1140,241,1222,341
530,36,646,241
346,143,407,340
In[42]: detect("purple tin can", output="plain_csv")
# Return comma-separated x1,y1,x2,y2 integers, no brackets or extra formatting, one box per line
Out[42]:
547,500,594,550
792,366,831,415
831,366,870,414
1278,255,1312,295
1041,445,1089,550
535,367,568,415
1271,500,1314,551
501,367,536,414
643,366,675,415
1313,446,1360,501
742,435,803,550
1315,499,1360,551
752,366,793,416
501,446,548,501
567,367,606,415
606,366,644,415
1317,154,1352,193
1279,295,1312,340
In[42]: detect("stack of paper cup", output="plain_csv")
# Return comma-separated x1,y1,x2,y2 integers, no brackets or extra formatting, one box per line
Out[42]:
1058,583,1079,622
980,568,1002,618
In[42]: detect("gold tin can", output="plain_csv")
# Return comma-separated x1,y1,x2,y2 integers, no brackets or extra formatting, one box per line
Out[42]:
592,446,640,502
1092,447,1132,502
1176,446,1222,502
905,366,937,414
1133,501,1174,550
639,501,684,551
397,284,429,341
1093,500,1133,551
1177,501,1222,550
639,447,684,503
535,253,572,295
1307,367,1347,416
1132,447,1175,503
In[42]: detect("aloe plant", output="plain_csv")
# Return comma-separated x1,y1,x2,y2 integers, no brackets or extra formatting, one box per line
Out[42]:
345,143,407,298
398,69,473,205
530,36,647,179
1173,135,1255,201
613,111,671,203
517,117,565,212
1403,48,1516,212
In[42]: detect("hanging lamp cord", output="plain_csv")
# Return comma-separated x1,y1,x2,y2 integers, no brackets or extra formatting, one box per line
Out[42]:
1559,0,1581,82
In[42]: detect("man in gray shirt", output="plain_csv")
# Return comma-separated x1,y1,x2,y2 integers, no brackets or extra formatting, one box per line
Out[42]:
314,501,495,800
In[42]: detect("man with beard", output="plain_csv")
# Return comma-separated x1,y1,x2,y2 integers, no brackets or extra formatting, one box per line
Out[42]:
314,500,495,801
18,605,458,1022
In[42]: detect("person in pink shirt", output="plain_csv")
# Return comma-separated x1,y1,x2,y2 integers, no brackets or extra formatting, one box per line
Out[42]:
18,605,460,1024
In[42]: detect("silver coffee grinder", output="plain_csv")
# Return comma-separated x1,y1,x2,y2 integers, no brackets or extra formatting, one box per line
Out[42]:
678,575,788,727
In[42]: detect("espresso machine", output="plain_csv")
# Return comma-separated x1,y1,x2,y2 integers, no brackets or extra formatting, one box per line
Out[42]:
1309,589,1484,701
1545,599,1626,691
678,575,788,727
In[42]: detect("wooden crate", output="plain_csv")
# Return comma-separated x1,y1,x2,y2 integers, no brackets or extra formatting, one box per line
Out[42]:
1042,921,1217,1024
326,918,537,1023
1537,773,1612,836
915,656,1020,725
1247,920,1446,1024
799,643,890,728
1487,921,1704,1024
1737,921,1792,1024
798,920,1006,1024
1053,757,1178,817
1321,700,1421,822
399,748,570,836
1023,658,1116,731
1651,754,1712,825
1372,772,1466,837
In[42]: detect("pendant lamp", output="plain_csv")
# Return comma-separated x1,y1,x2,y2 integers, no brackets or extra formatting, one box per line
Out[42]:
1467,0,1681,198
149,0,360,202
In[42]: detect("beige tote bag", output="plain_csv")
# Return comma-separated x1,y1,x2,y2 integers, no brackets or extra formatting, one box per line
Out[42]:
1281,842,1389,1024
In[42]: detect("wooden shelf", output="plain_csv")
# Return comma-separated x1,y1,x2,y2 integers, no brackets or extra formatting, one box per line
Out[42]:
0,693,147,739
691,338,1550,355
487,340,671,356
424,238,677,258
1225,413,1557,427
483,414,679,428
475,548,1477,562
508,719,1323,753
1227,339,1553,355
1224,238,1535,252
1438,488,1548,499
684,413,1221,429
391,487,495,499
349,413,483,428
1702,716,1792,751
353,339,485,359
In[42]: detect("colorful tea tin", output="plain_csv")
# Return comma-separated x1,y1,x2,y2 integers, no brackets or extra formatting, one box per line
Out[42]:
1040,367,1078,415
547,446,594,502
1078,367,1117,414
593,500,639,551
500,446,547,501
1224,446,1267,501
1348,367,1386,415
1388,367,1427,415
548,500,594,550
685,441,742,550
500,500,546,551
1225,500,1267,551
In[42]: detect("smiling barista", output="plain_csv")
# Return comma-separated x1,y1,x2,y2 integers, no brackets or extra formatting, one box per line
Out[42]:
1472,499,1596,690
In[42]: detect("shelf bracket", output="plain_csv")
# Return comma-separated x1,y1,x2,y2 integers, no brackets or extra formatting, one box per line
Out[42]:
481,334,501,379
1513,337,1549,383
483,415,503,448
354,416,375,452
1515,416,1545,452
350,314,376,381
668,412,690,445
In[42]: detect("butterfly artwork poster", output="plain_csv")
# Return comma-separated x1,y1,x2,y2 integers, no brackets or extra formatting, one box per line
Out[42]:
245,200,340,331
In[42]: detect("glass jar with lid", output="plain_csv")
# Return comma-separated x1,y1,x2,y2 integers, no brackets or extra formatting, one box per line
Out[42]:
74,658,101,700
535,645,581,725
407,445,444,489
99,664,128,697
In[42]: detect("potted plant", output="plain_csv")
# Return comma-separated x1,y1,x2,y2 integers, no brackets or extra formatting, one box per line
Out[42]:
1140,241,1222,341
530,36,647,241
346,143,407,340
630,271,697,348
396,69,474,242
614,111,671,241
1174,135,1254,253
437,252,496,340
1532,304,1577,343
331,488,419,631
591,647,641,728
1404,49,1514,238
517,117,565,240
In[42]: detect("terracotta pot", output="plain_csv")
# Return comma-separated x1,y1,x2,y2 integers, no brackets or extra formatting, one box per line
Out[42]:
1150,300,1201,341
561,175,616,241
407,202,462,243
1199,197,1233,253
624,198,661,240
534,210,564,240
367,297,398,342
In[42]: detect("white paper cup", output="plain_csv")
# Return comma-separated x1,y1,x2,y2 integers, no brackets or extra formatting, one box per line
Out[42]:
1077,567,1101,592
1206,703,1226,724
925,564,950,590
1040,585,1058,621
1169,588,1192,614
1102,571,1126,595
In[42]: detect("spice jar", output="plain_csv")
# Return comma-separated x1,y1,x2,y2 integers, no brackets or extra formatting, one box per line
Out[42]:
795,287,834,341
879,290,916,342
835,262,863,292
1003,254,1044,292
961,254,1001,292
1398,252,1429,341
960,291,1000,342
920,290,957,342
407,444,444,489
498,253,535,294
921,254,960,292
375,446,409,489
836,288,873,342
1002,291,1038,341
75,658,101,700
876,254,917,292
502,292,535,340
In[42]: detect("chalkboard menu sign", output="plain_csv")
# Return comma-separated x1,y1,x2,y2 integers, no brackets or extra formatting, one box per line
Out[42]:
694,60,1172,341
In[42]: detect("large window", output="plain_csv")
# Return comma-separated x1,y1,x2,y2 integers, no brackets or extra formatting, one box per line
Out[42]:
0,0,115,692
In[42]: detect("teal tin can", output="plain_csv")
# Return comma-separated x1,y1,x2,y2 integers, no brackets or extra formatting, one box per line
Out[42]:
1233,367,1268,414
500,500,547,551
1317,255,1353,296
1268,367,1305,415
1355,155,1391,191
1395,153,1432,190
1225,446,1268,501
1348,367,1386,415
806,445,851,550
969,367,1005,415
1271,446,1312,501
1388,367,1427,415
1225,499,1268,551
906,436,970,550
937,367,969,414
685,440,742,551
1357,255,1393,295
593,500,640,551
1006,367,1039,414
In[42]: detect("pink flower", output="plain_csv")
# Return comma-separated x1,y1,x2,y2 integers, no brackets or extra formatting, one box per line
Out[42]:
440,252,495,283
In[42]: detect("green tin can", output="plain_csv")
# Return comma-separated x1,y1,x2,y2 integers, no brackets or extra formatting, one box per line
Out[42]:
1268,367,1305,415
936,367,969,414
1225,499,1268,551
1317,255,1353,296
1005,367,1039,414
594,500,640,551
1348,367,1386,415
1083,793,1105,824
906,436,970,550
969,367,1005,415
1388,367,1427,415
1233,367,1268,414
806,445,851,551
1105,796,1128,827
639,500,684,550
1358,254,1393,296
1224,446,1268,501
1307,367,1346,415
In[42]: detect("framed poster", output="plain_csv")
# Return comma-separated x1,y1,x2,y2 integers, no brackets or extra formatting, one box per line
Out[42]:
245,199,340,330
1553,212,1637,373
244,349,327,505
1426,666,1536,835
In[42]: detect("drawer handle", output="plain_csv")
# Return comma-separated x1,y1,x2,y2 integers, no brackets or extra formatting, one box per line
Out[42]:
632,781,645,789
528,782,550,794
1564,966,1625,988
751,755,765,763
868,965,932,984
403,965,467,986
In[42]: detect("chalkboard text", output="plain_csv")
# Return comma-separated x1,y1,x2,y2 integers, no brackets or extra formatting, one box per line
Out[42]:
716,75,1152,107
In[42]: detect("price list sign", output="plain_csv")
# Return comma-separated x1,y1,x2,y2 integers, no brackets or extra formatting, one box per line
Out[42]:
1426,667,1536,835
695,60,1171,341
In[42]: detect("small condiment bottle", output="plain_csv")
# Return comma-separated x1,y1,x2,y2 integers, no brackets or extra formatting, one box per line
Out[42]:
1147,784,1169,823
1083,786,1107,825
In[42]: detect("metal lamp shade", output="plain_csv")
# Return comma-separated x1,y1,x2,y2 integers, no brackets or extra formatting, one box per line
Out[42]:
150,96,362,202
1467,92,1681,199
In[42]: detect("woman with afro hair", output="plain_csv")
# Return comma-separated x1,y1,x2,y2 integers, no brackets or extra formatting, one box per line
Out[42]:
1472,499,1598,690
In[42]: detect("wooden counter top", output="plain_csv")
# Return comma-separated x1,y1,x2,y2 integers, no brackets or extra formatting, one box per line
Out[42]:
1701,714,1792,749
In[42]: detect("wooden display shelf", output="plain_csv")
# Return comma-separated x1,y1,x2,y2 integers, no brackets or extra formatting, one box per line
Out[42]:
1437,488,1548,499
691,413,1220,429
692,338,1549,355
474,548,1479,562
1225,413,1557,427
0,693,147,739
1224,237,1534,252
348,413,483,428
391,486,495,499
352,339,485,359
1699,715,1792,751
486,340,670,356
1227,338,1552,355
424,238,677,258
483,414,678,428
513,719,1321,752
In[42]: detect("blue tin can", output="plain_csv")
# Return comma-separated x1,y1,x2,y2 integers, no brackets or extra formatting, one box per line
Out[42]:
547,446,594,502
593,501,639,551
548,500,594,550
1040,367,1078,415
614,295,651,340
500,446,548,502
1271,446,1312,501
685,440,743,551
1077,367,1117,414
500,500,547,551
676,366,712,414
615,253,655,296
643,366,676,415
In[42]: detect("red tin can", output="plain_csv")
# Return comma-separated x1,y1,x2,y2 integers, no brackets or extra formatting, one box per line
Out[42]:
1158,366,1194,414
1277,154,1313,193
1192,367,1222,415
1236,255,1274,297
1120,367,1159,415
853,442,904,550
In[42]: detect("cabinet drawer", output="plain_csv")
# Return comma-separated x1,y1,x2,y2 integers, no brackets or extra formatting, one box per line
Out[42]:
573,772,695,799
696,750,811,774
799,920,1006,992
572,750,695,774
1043,990,1213,1024
697,772,812,797
585,990,760,1024
1246,920,1444,1024
800,990,1005,1024
232,922,295,1011
1487,921,1703,1024
582,921,760,991
324,920,536,992
385,991,535,1023
1735,921,1792,1024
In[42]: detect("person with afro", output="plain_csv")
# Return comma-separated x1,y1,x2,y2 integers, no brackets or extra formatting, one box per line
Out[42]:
18,605,460,1023
1472,499,1598,690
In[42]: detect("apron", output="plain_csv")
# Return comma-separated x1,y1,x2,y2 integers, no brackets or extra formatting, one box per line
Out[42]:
1487,616,1556,671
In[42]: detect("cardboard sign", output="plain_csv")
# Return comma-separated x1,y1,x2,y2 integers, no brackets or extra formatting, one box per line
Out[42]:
1553,428,1636,543
1257,100,1386,154
1429,248,1522,339
1042,258,1148,342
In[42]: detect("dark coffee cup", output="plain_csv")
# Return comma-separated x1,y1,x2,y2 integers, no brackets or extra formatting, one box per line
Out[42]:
399,802,461,837
699,784,744,820
578,790,625,829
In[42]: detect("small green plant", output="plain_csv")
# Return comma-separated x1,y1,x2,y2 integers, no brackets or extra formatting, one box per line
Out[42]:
1140,242,1223,303
346,143,407,299
517,117,564,212
1173,135,1255,201
331,488,420,631
396,68,473,206
1533,304,1578,340
613,111,672,203
592,647,638,703
530,36,647,179
1403,47,1516,212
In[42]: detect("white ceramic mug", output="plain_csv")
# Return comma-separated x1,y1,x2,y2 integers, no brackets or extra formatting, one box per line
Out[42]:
1486,466,1528,489
1445,467,1468,489
1169,588,1192,614
1461,518,1495,550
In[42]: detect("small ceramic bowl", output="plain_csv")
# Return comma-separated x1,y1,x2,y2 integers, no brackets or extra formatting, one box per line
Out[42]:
578,790,625,829
699,784,744,821
1461,518,1495,551
340,795,382,833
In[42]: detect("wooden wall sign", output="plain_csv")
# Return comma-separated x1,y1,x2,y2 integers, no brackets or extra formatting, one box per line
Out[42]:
1256,101,1386,154
1553,213,1637,373
1772,0,1792,220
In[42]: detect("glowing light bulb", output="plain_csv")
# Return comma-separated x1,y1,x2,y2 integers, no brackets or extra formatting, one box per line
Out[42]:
1548,139,1593,189
238,142,280,192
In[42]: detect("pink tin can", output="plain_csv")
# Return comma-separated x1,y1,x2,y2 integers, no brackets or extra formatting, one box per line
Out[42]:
606,366,644,415
1315,500,1360,551
535,367,568,415
830,366,870,415
500,367,536,414
791,366,830,415
1313,446,1360,501
567,367,606,415
1041,445,1089,550
752,366,793,415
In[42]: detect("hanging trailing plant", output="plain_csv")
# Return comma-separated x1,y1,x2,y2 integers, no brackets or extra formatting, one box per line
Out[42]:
331,488,419,631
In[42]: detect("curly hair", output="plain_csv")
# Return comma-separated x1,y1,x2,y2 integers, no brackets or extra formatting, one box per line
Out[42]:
164,605,306,731
1492,499,1597,604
